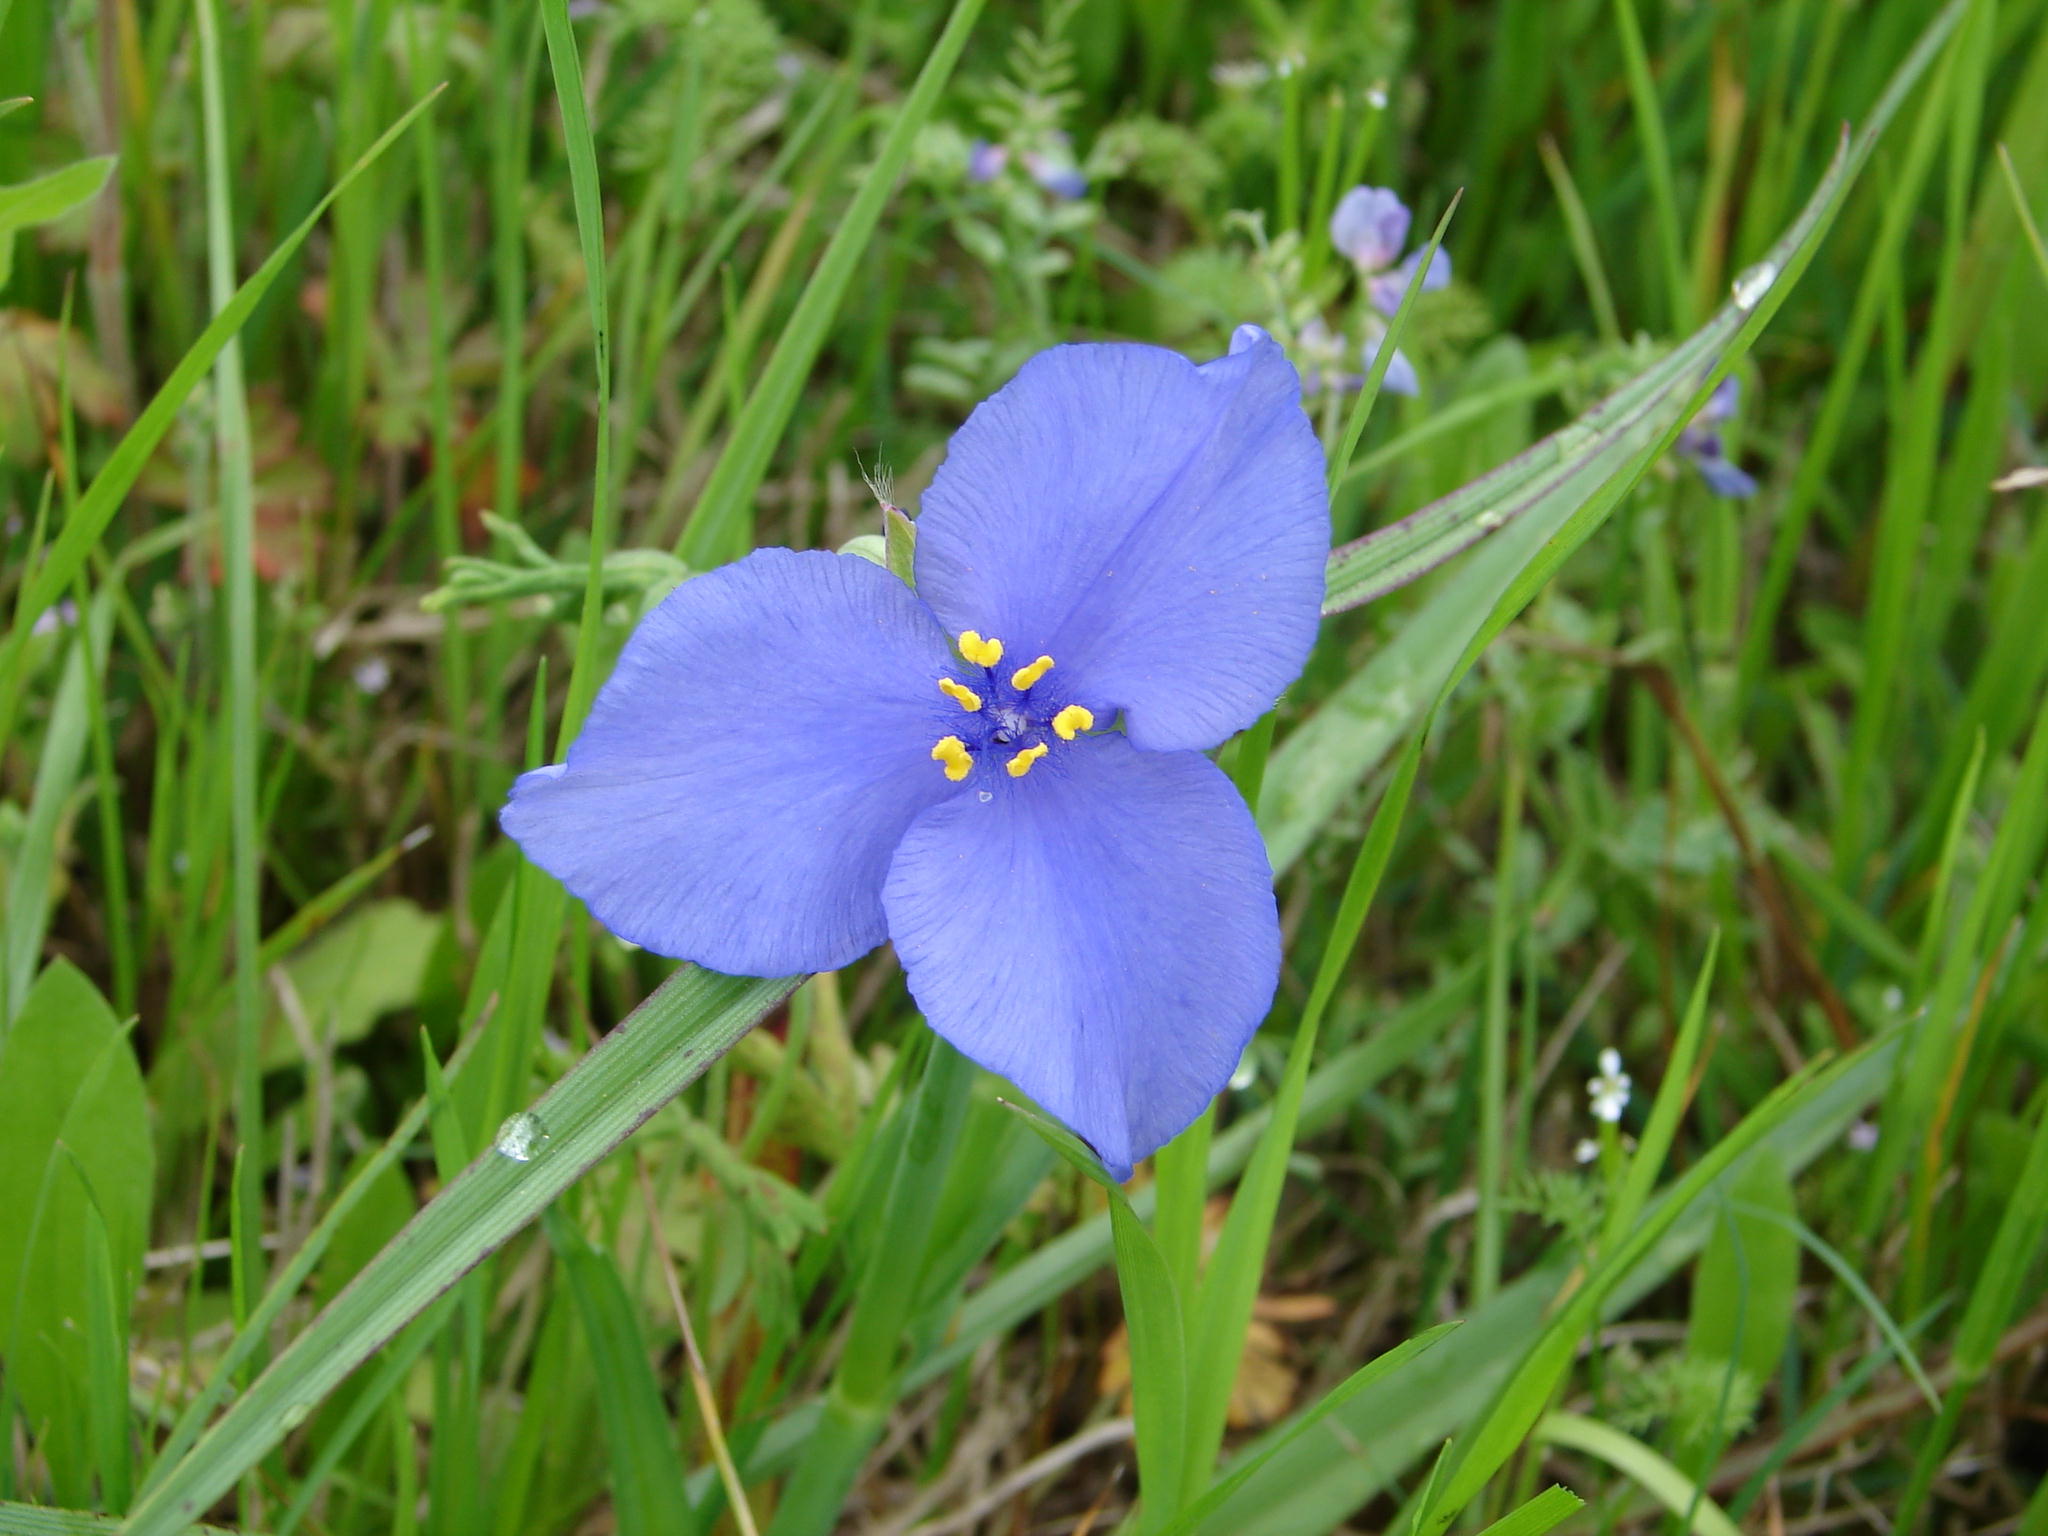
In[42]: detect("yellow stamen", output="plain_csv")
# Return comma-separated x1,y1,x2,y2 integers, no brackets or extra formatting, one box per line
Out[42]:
958,630,1004,668
937,677,983,712
930,735,973,783
1005,743,1049,779
1051,704,1094,741
1009,654,1055,691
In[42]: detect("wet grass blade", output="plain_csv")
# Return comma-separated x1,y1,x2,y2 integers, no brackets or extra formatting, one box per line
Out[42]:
120,968,796,1536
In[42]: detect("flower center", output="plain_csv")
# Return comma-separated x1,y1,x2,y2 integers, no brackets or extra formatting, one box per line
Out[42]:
927,630,1095,782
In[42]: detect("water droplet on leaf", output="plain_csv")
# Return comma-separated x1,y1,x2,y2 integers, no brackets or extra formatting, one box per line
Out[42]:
494,1111,549,1162
1731,261,1777,311
977,790,993,803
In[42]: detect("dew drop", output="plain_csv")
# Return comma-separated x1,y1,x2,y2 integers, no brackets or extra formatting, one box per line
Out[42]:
494,1111,549,1162
977,790,993,803
1731,260,1777,312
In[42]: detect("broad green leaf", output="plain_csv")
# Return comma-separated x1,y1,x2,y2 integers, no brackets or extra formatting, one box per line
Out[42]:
1537,1413,1741,1536
0,155,112,290
260,898,443,1069
1686,1146,1798,1392
122,967,796,1536
0,962,152,1483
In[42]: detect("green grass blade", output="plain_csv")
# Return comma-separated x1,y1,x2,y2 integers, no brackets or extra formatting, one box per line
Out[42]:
1537,1414,1739,1536
121,968,795,1536
1469,1486,1586,1536
675,0,987,566
545,1210,694,1536
0,86,445,754
1154,1324,1460,1536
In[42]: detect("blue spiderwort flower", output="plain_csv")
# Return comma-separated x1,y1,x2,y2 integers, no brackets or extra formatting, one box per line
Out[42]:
501,331,1328,1178
1329,185,1452,318
1329,186,1446,398
1295,316,1417,400
1674,377,1758,497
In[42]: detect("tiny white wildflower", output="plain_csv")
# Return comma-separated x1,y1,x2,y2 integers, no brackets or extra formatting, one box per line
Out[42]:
1847,1119,1879,1152
1587,1047,1632,1124
1574,1137,1599,1165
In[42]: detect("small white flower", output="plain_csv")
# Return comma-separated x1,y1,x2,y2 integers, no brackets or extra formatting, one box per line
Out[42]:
1574,1138,1599,1165
1847,1119,1879,1152
1587,1048,1632,1124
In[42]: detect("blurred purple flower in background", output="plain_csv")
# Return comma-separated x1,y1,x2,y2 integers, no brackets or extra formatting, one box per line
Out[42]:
967,132,1088,199
503,330,1328,1178
1326,185,1448,397
1330,185,1452,317
1675,377,1759,497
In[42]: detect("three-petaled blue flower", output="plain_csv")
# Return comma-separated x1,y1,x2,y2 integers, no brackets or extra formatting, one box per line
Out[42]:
1329,186,1451,398
501,329,1329,1178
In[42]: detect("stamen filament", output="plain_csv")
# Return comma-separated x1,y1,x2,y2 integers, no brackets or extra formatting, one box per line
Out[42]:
937,677,983,712
1005,743,1049,778
1051,704,1094,740
1010,654,1055,691
930,735,973,782
957,630,1004,668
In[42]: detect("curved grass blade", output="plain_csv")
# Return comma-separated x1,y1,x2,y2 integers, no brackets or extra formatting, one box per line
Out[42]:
1269,0,1967,882
1537,1414,1740,1536
1320,0,1963,618
120,968,796,1536
0,87,445,753
675,0,987,566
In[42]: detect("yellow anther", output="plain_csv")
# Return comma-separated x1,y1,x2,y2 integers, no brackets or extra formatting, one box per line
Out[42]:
1052,704,1095,741
958,630,1005,668
930,735,973,783
1009,654,1055,691
1005,743,1049,779
937,677,983,712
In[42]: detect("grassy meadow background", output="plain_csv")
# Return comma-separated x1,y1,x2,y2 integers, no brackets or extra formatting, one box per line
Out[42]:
2,0,2047,1532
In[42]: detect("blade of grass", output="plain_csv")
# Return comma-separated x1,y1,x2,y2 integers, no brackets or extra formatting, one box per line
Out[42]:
674,0,986,567
122,968,796,1536
0,86,445,753
192,0,266,1305
1536,1414,1739,1536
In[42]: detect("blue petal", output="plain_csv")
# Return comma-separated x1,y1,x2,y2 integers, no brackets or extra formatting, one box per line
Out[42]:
882,733,1280,1180
1329,185,1410,272
1694,454,1758,498
501,548,964,975
1368,245,1451,317
1701,374,1741,424
913,338,1328,752
967,139,1007,183
1362,334,1420,396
